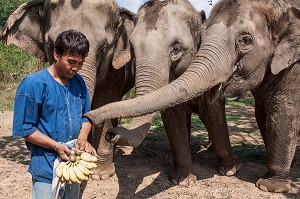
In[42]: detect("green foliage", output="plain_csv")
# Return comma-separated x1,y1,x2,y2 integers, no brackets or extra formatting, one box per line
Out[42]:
232,143,266,163
226,97,255,107
0,42,45,83
0,0,28,28
0,82,17,111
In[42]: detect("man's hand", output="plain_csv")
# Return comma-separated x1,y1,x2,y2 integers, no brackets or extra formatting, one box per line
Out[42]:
75,135,97,155
75,121,96,154
25,130,73,161
56,143,73,161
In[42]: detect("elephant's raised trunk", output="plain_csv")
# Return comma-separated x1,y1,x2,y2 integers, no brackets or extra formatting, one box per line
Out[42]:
85,34,233,142
78,44,98,101
105,58,169,146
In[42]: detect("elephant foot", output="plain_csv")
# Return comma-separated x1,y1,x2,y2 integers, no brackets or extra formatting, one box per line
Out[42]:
218,156,241,176
255,174,291,193
169,165,197,186
91,162,115,180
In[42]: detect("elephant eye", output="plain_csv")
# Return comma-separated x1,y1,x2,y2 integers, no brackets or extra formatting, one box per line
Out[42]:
100,43,107,53
172,44,181,53
237,34,253,51
170,43,183,61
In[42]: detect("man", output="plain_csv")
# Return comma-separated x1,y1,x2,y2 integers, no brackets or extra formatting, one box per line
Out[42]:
12,29,96,199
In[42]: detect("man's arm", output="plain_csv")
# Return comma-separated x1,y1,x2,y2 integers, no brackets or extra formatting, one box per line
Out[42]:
75,121,96,154
25,130,72,161
78,121,92,140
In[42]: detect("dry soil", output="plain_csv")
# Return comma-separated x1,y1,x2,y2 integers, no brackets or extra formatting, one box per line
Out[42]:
0,103,299,199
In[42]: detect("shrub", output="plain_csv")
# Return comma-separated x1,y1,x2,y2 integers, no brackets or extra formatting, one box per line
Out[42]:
0,42,45,83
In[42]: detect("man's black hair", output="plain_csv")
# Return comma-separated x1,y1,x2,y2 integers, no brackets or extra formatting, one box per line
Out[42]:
54,29,89,57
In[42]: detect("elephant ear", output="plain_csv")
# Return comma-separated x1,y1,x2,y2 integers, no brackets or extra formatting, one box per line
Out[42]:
0,0,46,61
195,10,206,50
270,6,300,75
112,8,135,69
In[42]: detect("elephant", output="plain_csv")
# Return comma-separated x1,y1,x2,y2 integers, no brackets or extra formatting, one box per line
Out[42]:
0,0,136,180
85,0,300,193
102,0,240,186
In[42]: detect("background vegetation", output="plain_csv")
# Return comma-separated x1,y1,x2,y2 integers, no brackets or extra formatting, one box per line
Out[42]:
0,0,44,110
0,0,28,28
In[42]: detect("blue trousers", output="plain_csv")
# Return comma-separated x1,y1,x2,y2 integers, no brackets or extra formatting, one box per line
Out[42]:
32,178,80,199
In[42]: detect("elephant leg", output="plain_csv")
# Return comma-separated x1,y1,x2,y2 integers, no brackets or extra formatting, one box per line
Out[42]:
91,120,116,180
254,102,297,193
199,95,241,176
90,66,132,180
161,107,197,186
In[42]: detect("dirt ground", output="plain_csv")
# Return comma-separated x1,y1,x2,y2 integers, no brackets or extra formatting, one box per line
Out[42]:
0,103,299,199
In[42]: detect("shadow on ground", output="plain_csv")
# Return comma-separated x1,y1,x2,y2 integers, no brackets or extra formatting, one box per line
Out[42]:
0,135,30,165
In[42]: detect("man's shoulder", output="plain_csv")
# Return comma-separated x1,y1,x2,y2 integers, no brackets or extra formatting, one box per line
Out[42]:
73,73,84,81
18,68,49,88
73,73,86,86
29,68,48,78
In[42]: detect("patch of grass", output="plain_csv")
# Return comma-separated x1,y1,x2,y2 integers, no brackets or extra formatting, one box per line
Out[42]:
226,113,238,122
226,97,255,107
0,43,45,84
232,143,266,163
0,82,17,111
191,114,205,131
248,130,261,137
0,43,45,111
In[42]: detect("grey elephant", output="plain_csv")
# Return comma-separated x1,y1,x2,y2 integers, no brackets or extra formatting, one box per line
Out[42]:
86,0,300,193
104,0,240,186
0,0,135,180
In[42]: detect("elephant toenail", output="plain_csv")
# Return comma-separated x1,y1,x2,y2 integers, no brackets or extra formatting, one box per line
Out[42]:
101,174,111,180
189,180,195,185
91,174,100,181
226,171,235,176
171,179,178,185
258,185,268,192
219,169,225,176
179,181,188,187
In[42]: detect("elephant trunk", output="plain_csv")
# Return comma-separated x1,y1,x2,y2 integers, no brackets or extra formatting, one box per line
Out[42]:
105,59,169,147
85,35,233,139
78,44,98,100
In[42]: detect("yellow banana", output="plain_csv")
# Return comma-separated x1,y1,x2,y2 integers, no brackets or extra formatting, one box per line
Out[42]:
73,164,88,181
76,162,92,175
78,159,95,170
91,162,97,169
62,163,70,181
68,164,80,183
80,152,93,162
90,156,97,163
56,161,67,178
60,175,65,183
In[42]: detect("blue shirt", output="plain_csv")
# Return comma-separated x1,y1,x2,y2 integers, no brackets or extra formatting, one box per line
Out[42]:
12,68,91,184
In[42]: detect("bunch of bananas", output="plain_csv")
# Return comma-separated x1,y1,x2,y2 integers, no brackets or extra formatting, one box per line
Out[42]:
56,150,97,183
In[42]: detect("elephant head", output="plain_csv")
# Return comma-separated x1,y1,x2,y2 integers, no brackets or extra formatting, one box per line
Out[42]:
0,0,134,101
86,0,300,192
104,0,206,147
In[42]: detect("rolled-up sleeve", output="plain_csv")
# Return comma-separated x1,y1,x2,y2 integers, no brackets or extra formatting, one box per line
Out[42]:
12,78,39,137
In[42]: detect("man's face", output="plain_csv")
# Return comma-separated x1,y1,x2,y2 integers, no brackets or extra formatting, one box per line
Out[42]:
54,50,85,79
